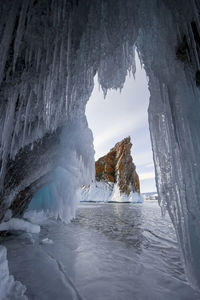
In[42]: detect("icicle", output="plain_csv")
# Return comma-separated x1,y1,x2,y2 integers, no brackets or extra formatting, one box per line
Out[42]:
66,13,72,114
0,1,20,84
10,99,23,159
12,0,30,73
36,47,41,72
22,90,32,147
188,23,200,70
0,90,18,190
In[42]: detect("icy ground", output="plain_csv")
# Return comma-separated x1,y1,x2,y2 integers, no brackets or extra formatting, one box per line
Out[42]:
1,201,200,300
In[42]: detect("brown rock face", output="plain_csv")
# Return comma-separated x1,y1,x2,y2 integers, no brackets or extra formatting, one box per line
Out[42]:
95,137,140,194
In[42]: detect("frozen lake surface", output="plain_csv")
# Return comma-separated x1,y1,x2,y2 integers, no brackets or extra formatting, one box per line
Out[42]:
2,201,200,299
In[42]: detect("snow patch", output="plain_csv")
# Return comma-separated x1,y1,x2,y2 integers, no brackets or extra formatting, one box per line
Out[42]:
41,238,53,245
110,184,143,203
0,218,40,234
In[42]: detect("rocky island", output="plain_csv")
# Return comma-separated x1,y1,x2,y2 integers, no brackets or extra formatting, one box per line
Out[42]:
80,137,142,203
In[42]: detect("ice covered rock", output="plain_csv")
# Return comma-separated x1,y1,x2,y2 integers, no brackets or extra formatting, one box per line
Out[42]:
81,137,142,202
96,137,140,194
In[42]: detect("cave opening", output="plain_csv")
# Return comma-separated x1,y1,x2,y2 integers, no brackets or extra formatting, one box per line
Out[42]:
0,0,200,298
27,51,157,213
86,51,156,195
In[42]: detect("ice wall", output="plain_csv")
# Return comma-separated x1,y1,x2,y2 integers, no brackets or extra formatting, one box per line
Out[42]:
0,0,200,290
136,0,200,289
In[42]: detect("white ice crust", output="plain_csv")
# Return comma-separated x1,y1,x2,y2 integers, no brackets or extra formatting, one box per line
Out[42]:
80,181,143,203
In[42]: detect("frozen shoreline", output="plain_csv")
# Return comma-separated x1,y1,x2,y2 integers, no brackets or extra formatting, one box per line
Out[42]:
1,201,199,300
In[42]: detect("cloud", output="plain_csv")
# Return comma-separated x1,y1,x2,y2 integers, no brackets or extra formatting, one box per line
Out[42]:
94,113,146,149
134,150,154,167
139,171,155,180
144,163,154,168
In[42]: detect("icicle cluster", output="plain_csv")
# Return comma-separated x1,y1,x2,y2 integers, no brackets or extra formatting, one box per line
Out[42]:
0,0,137,191
0,0,200,290
136,0,200,290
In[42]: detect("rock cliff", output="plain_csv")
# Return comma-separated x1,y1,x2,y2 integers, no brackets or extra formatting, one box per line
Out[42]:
95,137,140,195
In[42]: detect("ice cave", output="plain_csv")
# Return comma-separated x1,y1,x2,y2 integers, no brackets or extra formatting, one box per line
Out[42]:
0,0,200,298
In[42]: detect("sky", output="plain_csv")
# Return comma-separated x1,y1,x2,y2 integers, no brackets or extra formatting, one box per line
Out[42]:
86,54,156,193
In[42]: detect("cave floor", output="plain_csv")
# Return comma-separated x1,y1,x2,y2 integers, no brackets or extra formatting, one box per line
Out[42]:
2,201,200,300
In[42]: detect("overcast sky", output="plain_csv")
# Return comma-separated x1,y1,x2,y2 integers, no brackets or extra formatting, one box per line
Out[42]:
86,54,156,193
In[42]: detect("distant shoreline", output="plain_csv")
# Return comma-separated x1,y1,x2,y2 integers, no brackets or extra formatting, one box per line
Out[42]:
79,200,155,204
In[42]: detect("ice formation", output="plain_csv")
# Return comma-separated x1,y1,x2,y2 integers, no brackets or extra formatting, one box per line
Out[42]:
0,218,40,234
0,246,27,300
0,0,200,290
27,118,95,222
80,181,143,203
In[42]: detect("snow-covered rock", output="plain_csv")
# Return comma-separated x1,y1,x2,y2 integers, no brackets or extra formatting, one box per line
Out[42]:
84,137,143,203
